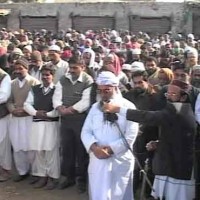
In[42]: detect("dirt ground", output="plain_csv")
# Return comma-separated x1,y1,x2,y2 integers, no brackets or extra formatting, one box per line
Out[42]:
0,179,88,200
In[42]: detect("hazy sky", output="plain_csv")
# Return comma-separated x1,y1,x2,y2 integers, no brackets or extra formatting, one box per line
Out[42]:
44,0,193,2
44,0,186,2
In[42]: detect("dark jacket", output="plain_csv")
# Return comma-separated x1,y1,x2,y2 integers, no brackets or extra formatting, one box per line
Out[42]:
124,86,166,153
126,102,196,180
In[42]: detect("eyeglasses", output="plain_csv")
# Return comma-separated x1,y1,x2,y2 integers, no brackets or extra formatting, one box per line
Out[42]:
164,92,178,97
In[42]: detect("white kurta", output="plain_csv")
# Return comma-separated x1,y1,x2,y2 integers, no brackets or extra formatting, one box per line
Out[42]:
0,74,11,143
152,175,195,200
24,84,60,178
9,115,32,152
24,83,60,151
0,73,12,170
81,96,138,200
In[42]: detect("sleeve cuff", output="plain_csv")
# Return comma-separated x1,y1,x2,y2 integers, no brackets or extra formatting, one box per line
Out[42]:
119,107,128,116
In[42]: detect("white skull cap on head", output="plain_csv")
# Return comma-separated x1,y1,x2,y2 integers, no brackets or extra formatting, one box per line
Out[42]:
131,61,145,72
96,71,119,86
49,44,61,52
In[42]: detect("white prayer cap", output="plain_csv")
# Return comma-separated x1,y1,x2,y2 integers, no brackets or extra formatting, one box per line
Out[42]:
132,48,141,55
96,71,119,86
131,61,145,72
12,48,24,56
186,47,198,58
187,33,194,40
23,45,32,53
153,43,160,49
122,64,132,71
49,44,61,52
65,33,72,38
111,30,118,38
115,37,122,43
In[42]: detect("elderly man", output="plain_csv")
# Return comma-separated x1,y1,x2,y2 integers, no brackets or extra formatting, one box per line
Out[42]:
104,79,196,200
7,58,39,182
0,67,12,181
81,71,138,200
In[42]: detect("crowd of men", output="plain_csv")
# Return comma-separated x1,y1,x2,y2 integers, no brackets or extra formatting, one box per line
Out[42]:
0,27,200,200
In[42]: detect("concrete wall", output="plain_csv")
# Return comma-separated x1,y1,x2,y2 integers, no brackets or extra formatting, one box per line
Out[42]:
0,2,194,34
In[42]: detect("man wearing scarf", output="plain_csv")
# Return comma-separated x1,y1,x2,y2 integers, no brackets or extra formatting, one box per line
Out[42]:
81,71,138,200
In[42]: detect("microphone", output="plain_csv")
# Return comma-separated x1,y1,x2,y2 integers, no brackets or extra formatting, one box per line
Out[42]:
100,100,118,123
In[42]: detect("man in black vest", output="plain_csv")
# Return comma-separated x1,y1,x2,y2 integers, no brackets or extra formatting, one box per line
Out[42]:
103,79,196,200
53,58,93,193
24,65,60,190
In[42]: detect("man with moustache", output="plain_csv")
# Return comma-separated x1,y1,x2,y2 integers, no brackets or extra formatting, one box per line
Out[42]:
29,51,44,82
81,71,138,200
24,65,60,190
48,45,69,84
104,79,196,200
145,57,160,86
124,70,165,198
7,58,39,182
53,58,93,193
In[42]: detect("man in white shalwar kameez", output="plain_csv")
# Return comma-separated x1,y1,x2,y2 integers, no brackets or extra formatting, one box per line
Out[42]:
24,65,60,189
0,68,12,181
81,71,138,200
7,58,39,181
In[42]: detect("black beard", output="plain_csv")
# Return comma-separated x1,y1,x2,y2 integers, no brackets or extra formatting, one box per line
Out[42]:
133,87,146,95
146,68,156,76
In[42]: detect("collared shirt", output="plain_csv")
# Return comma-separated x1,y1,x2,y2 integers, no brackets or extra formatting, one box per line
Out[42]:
53,72,93,113
0,74,11,104
29,66,43,82
17,74,35,88
48,59,69,84
39,82,54,94
65,72,84,85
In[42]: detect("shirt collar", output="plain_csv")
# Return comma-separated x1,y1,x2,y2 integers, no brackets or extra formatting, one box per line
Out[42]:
39,82,54,89
17,74,31,83
65,72,83,83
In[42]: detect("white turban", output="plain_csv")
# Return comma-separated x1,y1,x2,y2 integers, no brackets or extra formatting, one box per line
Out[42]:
96,71,119,86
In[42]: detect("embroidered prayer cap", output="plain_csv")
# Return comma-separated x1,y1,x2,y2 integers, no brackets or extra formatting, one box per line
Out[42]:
15,57,29,69
96,71,119,87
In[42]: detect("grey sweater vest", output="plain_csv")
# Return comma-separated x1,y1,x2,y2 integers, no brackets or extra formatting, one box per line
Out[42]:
60,72,92,108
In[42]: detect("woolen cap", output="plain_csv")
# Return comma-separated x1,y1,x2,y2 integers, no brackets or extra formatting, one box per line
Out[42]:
15,57,29,69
